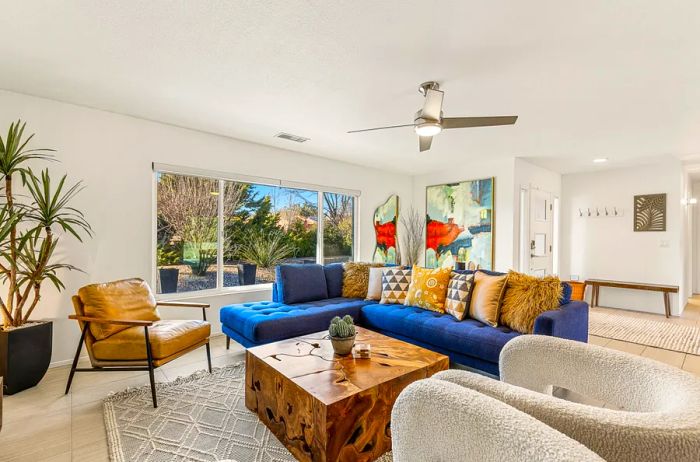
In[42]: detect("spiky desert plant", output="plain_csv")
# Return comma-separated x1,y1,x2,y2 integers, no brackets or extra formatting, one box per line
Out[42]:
237,230,294,268
0,120,92,328
329,315,356,338
400,206,425,266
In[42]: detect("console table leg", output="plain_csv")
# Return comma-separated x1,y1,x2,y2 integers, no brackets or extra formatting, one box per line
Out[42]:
664,292,671,318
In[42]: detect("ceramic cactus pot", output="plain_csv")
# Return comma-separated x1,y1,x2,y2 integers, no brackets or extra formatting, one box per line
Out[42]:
330,334,356,355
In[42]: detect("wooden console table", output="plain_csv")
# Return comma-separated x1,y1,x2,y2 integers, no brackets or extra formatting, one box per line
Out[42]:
585,279,678,318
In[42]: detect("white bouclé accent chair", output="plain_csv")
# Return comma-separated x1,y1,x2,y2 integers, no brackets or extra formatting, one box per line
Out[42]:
391,377,604,462
427,335,700,462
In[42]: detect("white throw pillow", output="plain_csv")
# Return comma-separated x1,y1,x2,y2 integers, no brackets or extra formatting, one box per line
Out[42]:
365,266,385,300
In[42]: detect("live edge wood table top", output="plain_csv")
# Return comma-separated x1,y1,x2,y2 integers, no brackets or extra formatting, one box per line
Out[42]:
245,326,449,462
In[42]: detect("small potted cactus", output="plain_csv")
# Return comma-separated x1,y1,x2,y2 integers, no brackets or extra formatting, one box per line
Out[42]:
329,315,356,355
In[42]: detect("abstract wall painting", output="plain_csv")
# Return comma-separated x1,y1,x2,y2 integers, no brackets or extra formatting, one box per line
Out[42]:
373,195,399,264
426,178,494,270
634,193,666,232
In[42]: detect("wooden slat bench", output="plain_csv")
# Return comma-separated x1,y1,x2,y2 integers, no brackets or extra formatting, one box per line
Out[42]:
584,279,679,318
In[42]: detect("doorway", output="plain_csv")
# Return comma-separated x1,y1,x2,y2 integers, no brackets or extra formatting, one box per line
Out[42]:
520,187,558,276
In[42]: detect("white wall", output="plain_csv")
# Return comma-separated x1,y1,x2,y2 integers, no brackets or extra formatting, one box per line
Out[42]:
0,90,413,364
411,157,516,272
693,181,700,293
560,162,684,315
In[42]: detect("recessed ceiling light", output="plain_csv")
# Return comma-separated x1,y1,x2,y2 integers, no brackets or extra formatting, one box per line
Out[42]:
593,158,608,163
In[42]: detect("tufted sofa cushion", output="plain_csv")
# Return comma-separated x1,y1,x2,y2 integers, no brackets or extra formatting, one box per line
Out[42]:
360,302,521,364
220,297,372,344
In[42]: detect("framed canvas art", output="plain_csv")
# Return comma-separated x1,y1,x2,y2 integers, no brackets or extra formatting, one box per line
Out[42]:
426,178,494,270
372,195,399,264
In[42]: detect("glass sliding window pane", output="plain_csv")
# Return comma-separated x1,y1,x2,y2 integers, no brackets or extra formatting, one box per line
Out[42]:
323,192,354,264
156,173,218,294
223,183,318,287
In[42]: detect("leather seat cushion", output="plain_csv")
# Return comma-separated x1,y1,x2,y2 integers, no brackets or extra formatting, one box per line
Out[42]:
78,278,161,340
92,320,210,360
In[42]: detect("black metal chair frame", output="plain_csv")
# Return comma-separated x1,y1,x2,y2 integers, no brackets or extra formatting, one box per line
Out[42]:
65,302,212,408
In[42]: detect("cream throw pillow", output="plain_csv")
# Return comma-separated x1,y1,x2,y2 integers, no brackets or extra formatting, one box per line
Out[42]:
366,266,385,300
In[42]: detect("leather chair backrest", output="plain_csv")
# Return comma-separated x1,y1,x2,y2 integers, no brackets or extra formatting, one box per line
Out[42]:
77,278,160,340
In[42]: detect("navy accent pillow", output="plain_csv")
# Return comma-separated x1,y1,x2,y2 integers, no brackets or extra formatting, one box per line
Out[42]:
275,264,329,304
324,263,344,298
560,282,572,306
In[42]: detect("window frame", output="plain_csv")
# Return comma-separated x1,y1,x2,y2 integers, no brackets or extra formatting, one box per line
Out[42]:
152,163,360,299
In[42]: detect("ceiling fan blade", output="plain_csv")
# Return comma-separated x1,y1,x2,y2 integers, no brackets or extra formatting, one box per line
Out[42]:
421,89,444,120
442,116,518,129
419,135,433,152
347,124,414,133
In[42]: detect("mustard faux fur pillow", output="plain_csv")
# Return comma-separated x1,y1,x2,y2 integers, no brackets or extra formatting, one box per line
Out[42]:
342,262,382,298
500,271,563,333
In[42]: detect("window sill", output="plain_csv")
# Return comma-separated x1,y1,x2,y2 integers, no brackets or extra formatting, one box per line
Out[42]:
155,283,273,302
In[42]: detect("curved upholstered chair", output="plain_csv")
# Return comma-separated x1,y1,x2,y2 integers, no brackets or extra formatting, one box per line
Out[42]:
391,378,604,462
65,278,211,407
434,335,700,462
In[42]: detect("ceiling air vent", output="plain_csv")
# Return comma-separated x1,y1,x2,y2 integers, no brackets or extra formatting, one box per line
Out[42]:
275,132,310,143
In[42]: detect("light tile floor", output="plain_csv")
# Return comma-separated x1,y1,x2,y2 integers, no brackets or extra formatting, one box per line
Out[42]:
1,300,699,462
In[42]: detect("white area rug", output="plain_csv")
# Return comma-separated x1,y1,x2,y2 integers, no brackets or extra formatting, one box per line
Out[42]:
590,309,700,355
103,362,393,462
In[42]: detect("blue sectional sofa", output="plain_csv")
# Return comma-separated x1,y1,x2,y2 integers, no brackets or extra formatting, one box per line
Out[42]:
220,264,589,376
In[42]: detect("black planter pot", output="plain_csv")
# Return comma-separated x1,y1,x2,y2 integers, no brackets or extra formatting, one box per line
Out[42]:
0,321,53,395
159,267,180,293
237,263,258,285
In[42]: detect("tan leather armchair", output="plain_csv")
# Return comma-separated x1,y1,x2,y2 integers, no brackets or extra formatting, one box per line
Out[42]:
65,278,212,407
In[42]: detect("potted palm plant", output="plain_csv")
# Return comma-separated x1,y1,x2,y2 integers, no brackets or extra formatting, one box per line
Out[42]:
0,121,91,395
237,230,294,285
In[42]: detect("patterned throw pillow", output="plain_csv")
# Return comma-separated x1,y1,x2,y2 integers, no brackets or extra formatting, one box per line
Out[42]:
379,268,412,304
342,262,375,298
404,266,452,313
445,272,474,321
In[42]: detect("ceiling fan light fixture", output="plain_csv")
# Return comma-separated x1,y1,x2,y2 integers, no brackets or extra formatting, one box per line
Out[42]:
414,122,442,137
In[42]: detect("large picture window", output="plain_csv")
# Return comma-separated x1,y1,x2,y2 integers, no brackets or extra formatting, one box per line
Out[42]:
154,166,358,295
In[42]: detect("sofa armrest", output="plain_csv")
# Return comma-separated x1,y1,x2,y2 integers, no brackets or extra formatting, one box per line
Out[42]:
391,378,603,462
533,300,588,342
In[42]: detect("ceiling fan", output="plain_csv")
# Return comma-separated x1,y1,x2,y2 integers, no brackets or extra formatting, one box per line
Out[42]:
348,81,518,152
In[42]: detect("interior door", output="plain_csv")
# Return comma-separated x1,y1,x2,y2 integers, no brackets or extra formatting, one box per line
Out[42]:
529,189,553,276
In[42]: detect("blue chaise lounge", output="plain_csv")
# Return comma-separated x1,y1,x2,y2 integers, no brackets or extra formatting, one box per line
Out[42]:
220,263,588,376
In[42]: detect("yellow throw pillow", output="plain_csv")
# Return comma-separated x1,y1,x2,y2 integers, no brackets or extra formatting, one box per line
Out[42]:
500,271,563,333
404,266,452,313
342,262,382,298
469,272,508,327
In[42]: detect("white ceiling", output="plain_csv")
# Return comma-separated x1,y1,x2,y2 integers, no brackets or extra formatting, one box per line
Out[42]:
0,1,698,175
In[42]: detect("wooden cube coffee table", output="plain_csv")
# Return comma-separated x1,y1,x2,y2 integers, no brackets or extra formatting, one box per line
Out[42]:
245,327,449,462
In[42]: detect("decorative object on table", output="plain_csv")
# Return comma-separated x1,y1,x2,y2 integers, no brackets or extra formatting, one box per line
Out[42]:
372,194,399,264
342,261,379,298
0,120,92,395
379,267,413,304
399,206,425,267
469,271,508,327
365,266,385,301
567,281,586,301
426,177,495,270
66,278,211,407
328,315,356,355
633,193,666,231
245,327,447,462
237,230,295,285
500,271,563,333
404,265,453,313
445,272,474,321
353,342,372,359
